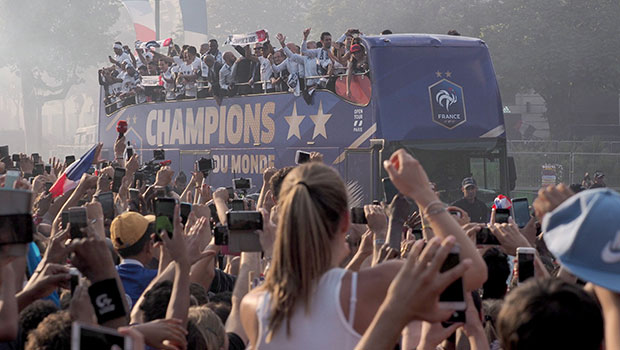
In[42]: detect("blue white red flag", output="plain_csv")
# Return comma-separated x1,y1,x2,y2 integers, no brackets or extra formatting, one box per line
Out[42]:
49,145,98,198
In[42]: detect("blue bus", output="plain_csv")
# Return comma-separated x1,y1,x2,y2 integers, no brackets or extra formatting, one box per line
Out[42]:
98,34,514,203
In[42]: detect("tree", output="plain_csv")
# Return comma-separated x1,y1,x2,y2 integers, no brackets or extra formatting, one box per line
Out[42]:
479,0,620,138
0,0,120,151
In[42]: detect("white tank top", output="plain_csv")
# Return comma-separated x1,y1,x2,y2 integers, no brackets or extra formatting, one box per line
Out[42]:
254,268,361,349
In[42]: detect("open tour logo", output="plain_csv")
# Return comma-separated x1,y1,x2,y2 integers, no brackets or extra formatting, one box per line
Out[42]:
428,78,467,129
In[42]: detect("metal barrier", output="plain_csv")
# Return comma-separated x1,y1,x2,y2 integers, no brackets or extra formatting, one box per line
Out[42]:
509,150,620,190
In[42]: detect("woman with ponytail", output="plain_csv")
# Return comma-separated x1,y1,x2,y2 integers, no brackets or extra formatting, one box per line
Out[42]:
241,151,487,349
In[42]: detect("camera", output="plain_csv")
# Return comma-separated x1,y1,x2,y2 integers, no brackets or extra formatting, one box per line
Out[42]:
233,178,251,191
197,157,215,174
153,149,165,160
214,224,229,245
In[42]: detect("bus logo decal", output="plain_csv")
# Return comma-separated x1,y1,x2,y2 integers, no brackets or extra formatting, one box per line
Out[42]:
428,78,467,129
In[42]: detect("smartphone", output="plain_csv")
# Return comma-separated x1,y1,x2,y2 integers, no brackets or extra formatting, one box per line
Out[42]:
208,202,220,223
382,177,398,204
33,163,44,176
45,165,52,174
517,247,536,284
5,170,20,189
197,157,214,174
44,182,53,193
129,188,140,201
71,322,133,350
11,154,19,162
231,199,245,211
495,208,510,224
350,207,367,224
133,171,145,188
228,230,262,252
153,149,165,160
226,187,234,200
233,178,251,191
295,150,311,164
112,168,126,193
512,198,531,228
439,245,466,310
411,228,423,240
61,211,69,230
0,211,34,246
154,198,175,239
180,202,192,225
68,207,88,239
227,211,263,231
96,192,115,221
69,267,81,295
476,227,501,245
214,224,229,245
0,145,8,159
126,144,134,160
65,155,76,166
32,153,40,164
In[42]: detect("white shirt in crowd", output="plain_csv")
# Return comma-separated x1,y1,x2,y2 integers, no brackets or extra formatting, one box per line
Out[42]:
282,45,321,87
161,67,176,100
258,56,273,90
114,52,133,71
272,56,302,96
301,41,332,74
173,56,201,97
219,62,234,90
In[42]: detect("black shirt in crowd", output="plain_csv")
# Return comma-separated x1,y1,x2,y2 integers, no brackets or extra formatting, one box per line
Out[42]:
451,197,489,223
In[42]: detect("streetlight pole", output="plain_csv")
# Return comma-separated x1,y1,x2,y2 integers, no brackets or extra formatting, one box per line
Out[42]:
155,0,160,40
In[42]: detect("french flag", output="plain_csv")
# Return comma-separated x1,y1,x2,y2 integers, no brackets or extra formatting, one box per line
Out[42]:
49,145,98,198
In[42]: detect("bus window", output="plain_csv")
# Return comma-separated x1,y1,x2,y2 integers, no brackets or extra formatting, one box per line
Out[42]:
470,157,501,192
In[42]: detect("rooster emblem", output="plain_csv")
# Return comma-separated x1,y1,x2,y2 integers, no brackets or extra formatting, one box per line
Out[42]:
435,89,458,111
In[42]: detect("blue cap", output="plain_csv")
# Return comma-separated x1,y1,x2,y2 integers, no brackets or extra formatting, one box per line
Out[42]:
543,188,620,292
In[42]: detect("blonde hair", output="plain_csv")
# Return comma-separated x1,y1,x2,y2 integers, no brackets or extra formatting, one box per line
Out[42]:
188,306,226,350
263,162,348,340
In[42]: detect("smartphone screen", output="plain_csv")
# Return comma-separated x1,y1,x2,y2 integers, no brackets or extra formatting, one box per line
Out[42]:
0,214,34,245
33,163,44,176
233,178,251,190
350,207,367,224
45,165,52,174
231,199,245,211
208,203,220,223
518,250,535,283
96,192,115,220
439,246,465,305
412,228,423,240
227,211,263,231
45,182,53,193
226,187,234,200
112,168,126,193
476,227,501,245
68,207,88,239
61,211,69,230
5,170,20,189
495,208,510,224
65,155,76,166
382,177,398,204
126,146,133,160
295,150,310,164
71,322,133,350
512,198,531,228
180,202,192,225
214,225,229,245
154,198,175,238
0,146,8,159
32,153,40,164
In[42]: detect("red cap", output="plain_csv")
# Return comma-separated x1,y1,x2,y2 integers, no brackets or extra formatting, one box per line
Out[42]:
116,120,128,134
350,44,362,53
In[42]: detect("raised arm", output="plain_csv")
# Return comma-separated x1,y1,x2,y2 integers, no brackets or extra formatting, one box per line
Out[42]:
383,149,487,290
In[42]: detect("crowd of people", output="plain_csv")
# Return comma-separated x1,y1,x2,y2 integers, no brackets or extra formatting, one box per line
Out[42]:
0,131,619,350
99,28,372,113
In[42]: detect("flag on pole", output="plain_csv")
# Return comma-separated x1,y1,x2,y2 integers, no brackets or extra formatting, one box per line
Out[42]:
49,145,98,198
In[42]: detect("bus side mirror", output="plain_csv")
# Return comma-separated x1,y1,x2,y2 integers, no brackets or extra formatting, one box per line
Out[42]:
508,156,517,191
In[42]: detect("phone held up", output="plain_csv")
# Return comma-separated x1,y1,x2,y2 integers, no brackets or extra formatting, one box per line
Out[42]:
439,244,466,327
154,198,175,241
517,247,536,284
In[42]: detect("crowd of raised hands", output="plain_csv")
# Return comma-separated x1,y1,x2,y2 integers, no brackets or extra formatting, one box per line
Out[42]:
0,143,619,350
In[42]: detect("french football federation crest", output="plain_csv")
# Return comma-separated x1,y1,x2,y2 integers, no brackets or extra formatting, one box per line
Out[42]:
429,79,467,129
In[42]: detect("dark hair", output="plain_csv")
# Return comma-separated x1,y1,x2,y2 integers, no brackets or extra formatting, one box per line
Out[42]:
207,301,231,324
381,30,393,35
482,248,510,299
498,278,603,350
269,166,295,201
25,311,71,350
190,283,209,305
569,183,585,193
115,41,122,45
141,281,173,322
19,300,59,340
187,46,197,56
447,29,461,36
187,319,207,349
116,228,151,258
209,39,218,45
209,291,232,305
320,32,331,41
